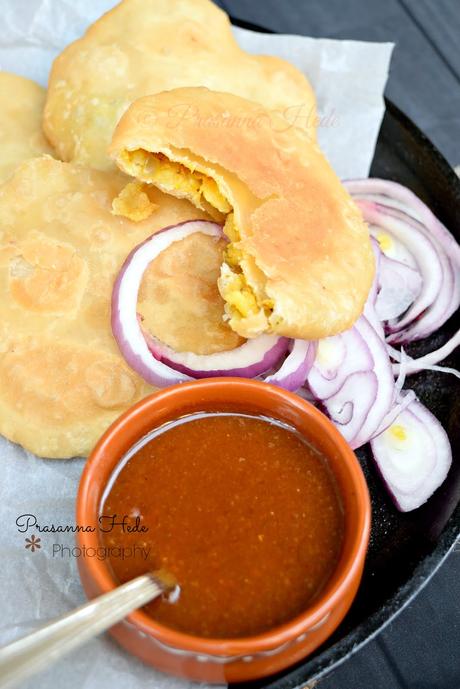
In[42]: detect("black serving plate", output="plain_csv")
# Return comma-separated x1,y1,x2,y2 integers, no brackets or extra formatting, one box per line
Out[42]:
230,16,460,689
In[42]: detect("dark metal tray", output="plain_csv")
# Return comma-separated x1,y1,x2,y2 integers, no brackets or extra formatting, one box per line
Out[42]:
230,17,460,689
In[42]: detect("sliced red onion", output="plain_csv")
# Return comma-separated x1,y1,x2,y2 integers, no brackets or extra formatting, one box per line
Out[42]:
323,371,378,444
307,327,372,399
364,239,384,336
310,335,346,381
390,329,460,379
403,364,460,379
356,200,443,331
368,237,381,305
376,254,422,322
376,229,418,268
372,389,417,438
351,316,395,449
344,178,460,267
394,347,408,396
112,220,224,387
414,364,458,379
144,329,289,379
381,206,458,342
308,315,394,448
264,340,317,391
370,400,452,512
348,178,460,342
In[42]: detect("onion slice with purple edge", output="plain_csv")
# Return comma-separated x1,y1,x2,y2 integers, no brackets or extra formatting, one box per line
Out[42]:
372,389,417,438
364,238,384,335
323,371,378,444
376,253,422,322
351,316,395,449
344,177,460,267
112,219,290,386
370,399,452,512
356,200,443,332
389,330,460,379
143,329,289,379
347,178,460,341
381,206,458,342
307,326,373,399
264,339,317,391
311,314,396,448
112,220,224,387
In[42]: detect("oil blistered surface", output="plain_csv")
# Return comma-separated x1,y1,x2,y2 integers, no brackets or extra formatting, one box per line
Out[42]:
43,0,316,170
0,72,53,184
0,156,231,457
8,233,88,314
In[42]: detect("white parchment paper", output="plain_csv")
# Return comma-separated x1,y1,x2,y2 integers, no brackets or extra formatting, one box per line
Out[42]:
0,2,393,688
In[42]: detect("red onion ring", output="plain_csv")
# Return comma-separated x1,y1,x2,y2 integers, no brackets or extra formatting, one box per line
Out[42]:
143,329,289,379
356,200,443,331
394,347,408,396
347,178,460,342
376,253,422,322
264,340,317,391
372,389,417,438
344,177,460,267
323,370,378,444
307,315,393,449
390,330,460,379
370,400,452,512
351,316,394,449
364,239,384,335
307,326,372,400
379,206,459,342
112,219,291,386
112,220,223,387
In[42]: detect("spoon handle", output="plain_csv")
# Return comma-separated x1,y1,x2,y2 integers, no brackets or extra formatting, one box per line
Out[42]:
0,573,162,689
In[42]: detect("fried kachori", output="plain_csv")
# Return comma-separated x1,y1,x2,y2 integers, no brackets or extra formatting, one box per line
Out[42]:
0,156,235,457
43,0,316,171
110,87,375,341
0,72,53,184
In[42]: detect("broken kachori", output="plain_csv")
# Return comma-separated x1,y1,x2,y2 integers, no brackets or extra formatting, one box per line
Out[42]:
110,87,375,341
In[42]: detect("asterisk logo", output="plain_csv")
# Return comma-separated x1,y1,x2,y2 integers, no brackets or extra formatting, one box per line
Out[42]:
25,535,41,552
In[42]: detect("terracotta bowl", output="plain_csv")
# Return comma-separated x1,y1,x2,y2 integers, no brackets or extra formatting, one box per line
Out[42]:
76,378,371,684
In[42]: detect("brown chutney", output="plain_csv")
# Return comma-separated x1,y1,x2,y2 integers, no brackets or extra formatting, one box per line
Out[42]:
100,412,344,639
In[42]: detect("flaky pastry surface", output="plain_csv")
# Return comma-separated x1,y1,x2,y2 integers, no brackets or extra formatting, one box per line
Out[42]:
110,87,375,341
0,156,235,457
43,0,316,170
0,72,53,184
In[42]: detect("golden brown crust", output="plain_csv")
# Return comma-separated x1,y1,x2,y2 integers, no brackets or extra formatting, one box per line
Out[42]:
0,156,236,457
43,0,316,170
139,232,243,354
0,72,53,184
110,87,374,340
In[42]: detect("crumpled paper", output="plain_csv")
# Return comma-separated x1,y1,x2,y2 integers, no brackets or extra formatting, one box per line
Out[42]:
0,2,393,688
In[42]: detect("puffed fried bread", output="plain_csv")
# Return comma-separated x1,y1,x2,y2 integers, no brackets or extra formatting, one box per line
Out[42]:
0,72,53,183
0,156,234,457
43,0,316,170
110,87,375,341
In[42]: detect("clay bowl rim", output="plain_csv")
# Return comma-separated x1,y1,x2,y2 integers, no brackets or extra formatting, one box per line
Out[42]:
76,377,371,656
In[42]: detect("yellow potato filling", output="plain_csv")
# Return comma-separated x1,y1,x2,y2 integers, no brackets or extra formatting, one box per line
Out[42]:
118,149,274,330
220,214,273,329
121,150,232,214
112,181,158,221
